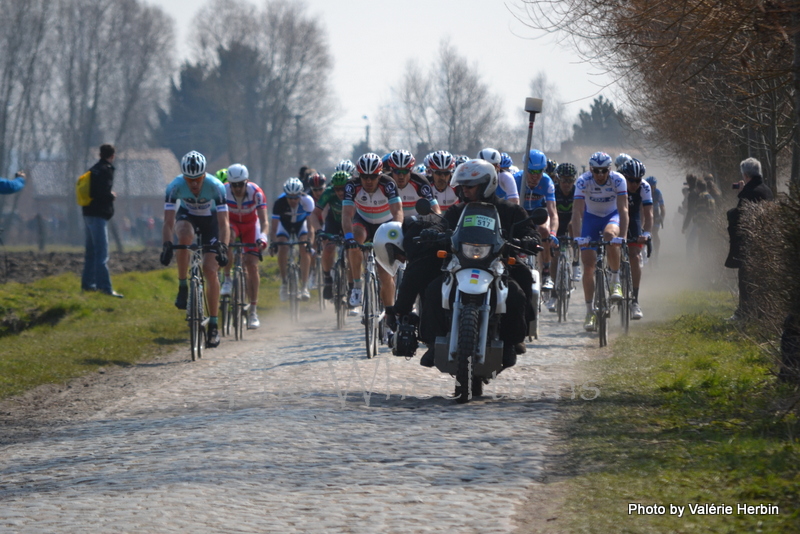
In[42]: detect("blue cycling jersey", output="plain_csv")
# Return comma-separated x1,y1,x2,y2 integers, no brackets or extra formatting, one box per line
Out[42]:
164,174,227,216
513,170,555,212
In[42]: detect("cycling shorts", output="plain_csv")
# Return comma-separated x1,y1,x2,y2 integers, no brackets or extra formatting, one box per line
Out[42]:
276,220,308,238
352,213,381,242
580,211,619,249
230,220,261,255
324,211,343,236
557,215,573,238
176,208,220,253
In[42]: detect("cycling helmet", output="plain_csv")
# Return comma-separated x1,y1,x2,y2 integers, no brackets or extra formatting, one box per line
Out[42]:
227,164,249,183
527,149,547,171
415,164,426,174
331,171,350,187
555,162,577,178
454,154,470,167
615,153,633,169
388,149,416,170
181,150,207,178
428,150,455,171
373,221,405,276
451,159,498,201
308,172,326,188
646,176,657,187
477,148,501,166
334,159,356,174
619,158,647,179
215,168,228,183
589,151,613,168
423,153,432,168
500,152,513,169
546,159,558,175
356,153,383,175
283,177,304,196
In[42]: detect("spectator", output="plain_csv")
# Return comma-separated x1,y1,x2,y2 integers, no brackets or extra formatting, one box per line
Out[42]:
704,173,722,204
0,171,25,194
682,173,699,255
725,157,773,320
81,144,123,298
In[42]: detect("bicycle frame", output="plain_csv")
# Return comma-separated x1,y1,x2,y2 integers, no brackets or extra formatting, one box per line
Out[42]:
275,234,309,322
172,239,213,361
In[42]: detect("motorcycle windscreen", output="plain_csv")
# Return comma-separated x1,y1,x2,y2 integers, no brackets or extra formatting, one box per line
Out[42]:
451,202,504,253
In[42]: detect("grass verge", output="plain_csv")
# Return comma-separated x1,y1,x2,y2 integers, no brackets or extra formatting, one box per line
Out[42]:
0,256,305,400
560,291,800,533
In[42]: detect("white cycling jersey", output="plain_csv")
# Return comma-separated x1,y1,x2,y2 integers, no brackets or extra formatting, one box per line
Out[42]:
432,185,459,211
575,171,627,217
497,170,519,201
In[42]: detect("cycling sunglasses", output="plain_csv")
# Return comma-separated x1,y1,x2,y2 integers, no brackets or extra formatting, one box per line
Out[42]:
433,170,452,176
286,195,300,199
312,187,324,192
230,182,247,188
591,168,610,174
361,174,380,180
392,169,410,175
527,169,543,174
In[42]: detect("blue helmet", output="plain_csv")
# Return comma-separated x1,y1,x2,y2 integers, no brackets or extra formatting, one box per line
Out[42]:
500,152,513,169
527,149,547,171
646,176,657,187
589,151,613,169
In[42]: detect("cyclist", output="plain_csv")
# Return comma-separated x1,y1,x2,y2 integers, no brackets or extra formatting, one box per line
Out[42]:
514,149,559,291
479,147,520,205
428,150,459,212
160,150,230,348
572,151,629,331
545,162,579,312
619,158,652,320
387,149,440,217
314,170,349,300
220,164,268,329
334,159,356,175
646,176,665,260
341,152,403,312
269,177,317,301
307,171,326,203
614,153,632,171
546,159,558,178
454,154,470,167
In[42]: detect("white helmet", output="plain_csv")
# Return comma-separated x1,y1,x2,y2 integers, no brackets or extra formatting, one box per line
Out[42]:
615,153,632,169
283,177,304,196
181,151,206,178
227,163,249,183
477,148,501,166
335,159,356,174
373,221,405,276
589,151,613,169
451,159,498,200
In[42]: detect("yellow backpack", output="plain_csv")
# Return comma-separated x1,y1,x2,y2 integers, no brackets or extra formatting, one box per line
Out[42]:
76,170,92,206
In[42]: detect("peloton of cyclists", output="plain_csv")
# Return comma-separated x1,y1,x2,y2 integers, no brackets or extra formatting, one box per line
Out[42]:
159,150,230,348
220,164,269,329
269,177,318,302
386,149,440,217
572,151,629,332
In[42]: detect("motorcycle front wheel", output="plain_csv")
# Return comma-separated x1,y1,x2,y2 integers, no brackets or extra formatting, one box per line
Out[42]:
455,303,481,404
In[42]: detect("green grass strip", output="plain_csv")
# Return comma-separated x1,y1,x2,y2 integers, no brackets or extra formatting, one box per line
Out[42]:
562,291,800,533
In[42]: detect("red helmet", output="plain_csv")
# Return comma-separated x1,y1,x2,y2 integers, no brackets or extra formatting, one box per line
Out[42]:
308,172,326,188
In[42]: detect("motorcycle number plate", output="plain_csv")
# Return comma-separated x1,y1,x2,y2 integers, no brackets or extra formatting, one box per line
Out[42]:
462,215,496,230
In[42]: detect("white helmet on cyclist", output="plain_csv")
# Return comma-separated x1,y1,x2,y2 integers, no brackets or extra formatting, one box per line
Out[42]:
356,153,383,175
283,177,304,196
181,150,207,178
451,158,498,201
589,151,613,169
227,163,249,183
477,148,502,166
373,221,405,277
615,153,632,170
335,159,356,174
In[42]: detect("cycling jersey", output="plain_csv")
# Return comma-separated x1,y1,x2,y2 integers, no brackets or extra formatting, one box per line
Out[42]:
496,170,520,201
554,184,575,236
628,180,653,239
651,187,665,224
433,185,459,212
225,182,267,225
164,174,228,216
574,171,627,217
396,172,437,216
343,174,401,225
316,185,344,222
272,193,315,235
513,170,556,213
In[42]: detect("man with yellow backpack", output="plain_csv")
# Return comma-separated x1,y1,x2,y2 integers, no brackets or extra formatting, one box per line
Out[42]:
79,144,122,297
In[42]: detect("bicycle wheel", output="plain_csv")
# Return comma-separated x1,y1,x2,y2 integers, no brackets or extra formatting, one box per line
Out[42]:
364,271,378,358
334,259,347,330
620,260,631,335
220,295,231,337
316,254,325,311
190,278,204,361
596,270,609,348
234,268,245,340
289,263,299,322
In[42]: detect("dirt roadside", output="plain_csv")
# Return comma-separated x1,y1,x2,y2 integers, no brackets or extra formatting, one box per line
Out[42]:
1,249,163,285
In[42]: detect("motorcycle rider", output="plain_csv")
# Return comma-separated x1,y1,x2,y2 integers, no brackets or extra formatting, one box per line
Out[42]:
418,159,541,370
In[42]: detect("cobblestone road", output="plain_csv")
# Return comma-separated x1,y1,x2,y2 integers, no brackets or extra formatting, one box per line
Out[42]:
0,303,597,533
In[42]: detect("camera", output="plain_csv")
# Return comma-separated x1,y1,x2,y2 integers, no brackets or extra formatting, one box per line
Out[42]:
732,183,741,190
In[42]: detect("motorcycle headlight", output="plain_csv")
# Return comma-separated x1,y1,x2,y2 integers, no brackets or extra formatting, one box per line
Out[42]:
461,243,491,260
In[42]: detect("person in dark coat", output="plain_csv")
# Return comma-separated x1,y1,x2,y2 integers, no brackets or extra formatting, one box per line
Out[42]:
81,144,122,297
725,157,773,320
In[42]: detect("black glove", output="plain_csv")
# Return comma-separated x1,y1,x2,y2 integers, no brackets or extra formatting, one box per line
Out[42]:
419,228,442,241
384,306,398,331
160,241,173,266
216,243,229,267
345,238,359,250
268,242,278,256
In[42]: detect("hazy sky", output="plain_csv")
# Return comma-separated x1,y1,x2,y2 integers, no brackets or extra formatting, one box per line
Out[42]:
154,0,612,150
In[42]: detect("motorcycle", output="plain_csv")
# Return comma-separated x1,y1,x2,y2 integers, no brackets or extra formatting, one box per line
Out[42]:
416,199,547,403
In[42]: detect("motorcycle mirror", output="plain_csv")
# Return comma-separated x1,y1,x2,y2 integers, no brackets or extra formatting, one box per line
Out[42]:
530,207,548,226
415,198,432,216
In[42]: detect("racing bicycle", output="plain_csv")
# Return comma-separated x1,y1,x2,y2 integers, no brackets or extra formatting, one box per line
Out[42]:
172,239,214,361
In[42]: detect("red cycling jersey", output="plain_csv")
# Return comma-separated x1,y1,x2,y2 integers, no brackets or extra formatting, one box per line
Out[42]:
226,182,267,225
